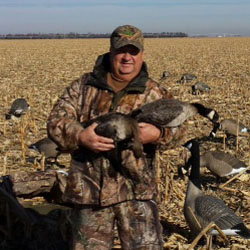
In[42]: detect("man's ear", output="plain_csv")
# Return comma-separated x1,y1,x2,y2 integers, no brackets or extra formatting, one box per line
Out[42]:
141,50,145,60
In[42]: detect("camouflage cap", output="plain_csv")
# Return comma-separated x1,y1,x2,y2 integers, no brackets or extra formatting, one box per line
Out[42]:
110,25,144,51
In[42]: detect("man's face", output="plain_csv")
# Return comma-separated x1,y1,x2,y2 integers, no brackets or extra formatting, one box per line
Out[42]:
110,45,144,81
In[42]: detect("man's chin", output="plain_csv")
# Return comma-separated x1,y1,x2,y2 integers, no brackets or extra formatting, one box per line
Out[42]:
120,68,134,75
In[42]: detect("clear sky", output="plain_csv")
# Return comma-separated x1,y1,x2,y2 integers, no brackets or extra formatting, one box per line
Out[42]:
0,0,249,36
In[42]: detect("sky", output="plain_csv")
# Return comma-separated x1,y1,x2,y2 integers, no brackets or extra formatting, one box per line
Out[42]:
0,0,249,36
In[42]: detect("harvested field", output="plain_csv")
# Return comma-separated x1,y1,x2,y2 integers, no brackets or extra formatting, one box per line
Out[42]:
0,37,250,249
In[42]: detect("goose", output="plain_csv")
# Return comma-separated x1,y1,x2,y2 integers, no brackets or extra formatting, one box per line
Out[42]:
82,112,143,159
160,71,170,81
5,98,30,120
177,73,197,84
130,98,219,128
180,150,248,178
183,139,250,240
28,137,62,164
210,119,249,138
192,82,211,95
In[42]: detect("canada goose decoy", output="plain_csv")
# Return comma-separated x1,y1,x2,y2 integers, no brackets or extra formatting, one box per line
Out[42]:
183,139,250,240
5,98,30,120
180,150,248,179
192,82,211,95
209,119,249,144
177,73,197,84
130,98,219,128
160,70,170,81
28,137,61,164
82,112,143,159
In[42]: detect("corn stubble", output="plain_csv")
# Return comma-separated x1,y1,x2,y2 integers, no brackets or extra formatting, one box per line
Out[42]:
0,37,249,249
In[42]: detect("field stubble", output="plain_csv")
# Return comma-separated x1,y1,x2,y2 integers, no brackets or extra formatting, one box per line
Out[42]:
0,37,250,249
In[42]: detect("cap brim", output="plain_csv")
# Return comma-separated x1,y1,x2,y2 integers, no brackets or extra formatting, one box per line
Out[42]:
113,40,143,50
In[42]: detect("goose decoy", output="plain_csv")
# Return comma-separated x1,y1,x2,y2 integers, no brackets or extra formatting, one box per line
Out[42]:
28,137,62,164
177,73,197,84
160,71,170,81
5,98,30,120
82,112,143,159
192,82,211,95
130,98,219,128
209,119,249,144
180,150,248,178
183,139,250,240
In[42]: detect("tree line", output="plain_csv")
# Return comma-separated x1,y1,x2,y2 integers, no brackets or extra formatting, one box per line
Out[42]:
0,32,188,39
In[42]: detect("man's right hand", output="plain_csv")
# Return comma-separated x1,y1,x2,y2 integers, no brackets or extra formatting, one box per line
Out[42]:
78,123,115,153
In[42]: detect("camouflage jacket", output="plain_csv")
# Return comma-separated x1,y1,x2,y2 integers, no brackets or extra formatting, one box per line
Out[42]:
47,52,185,206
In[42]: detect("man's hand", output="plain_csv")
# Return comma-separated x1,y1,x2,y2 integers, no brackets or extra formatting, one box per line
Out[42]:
139,122,161,144
78,123,115,152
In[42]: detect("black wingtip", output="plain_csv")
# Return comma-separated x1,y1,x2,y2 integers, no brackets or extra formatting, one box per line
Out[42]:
232,223,250,239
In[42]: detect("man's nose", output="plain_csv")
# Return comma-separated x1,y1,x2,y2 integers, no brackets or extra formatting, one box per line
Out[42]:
122,52,132,60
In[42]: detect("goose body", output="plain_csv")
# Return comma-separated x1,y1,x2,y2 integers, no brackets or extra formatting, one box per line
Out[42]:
160,71,170,81
29,137,61,162
183,139,250,239
177,73,197,84
210,119,249,138
5,98,30,120
192,82,211,95
181,150,248,178
83,112,143,159
200,151,247,177
130,98,219,128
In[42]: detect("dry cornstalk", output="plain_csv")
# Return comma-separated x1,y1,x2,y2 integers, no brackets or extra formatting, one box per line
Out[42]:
156,150,161,202
164,161,170,205
188,206,202,231
40,154,46,171
236,116,239,152
3,153,8,175
187,221,228,250
219,165,250,189
3,120,7,136
20,121,26,163
223,134,226,151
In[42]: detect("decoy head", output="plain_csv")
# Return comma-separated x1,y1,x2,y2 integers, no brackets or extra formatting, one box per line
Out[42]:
191,85,197,95
208,122,220,139
183,139,199,152
206,109,219,123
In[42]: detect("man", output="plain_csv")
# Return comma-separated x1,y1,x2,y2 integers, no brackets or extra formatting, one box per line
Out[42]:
46,24,185,250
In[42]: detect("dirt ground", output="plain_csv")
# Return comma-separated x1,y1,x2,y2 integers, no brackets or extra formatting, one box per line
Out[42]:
0,37,249,249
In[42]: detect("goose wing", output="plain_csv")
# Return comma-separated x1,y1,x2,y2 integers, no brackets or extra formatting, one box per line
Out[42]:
195,195,243,230
130,99,186,127
211,151,247,169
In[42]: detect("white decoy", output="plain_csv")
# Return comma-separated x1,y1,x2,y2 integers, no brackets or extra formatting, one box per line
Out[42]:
5,98,30,120
130,98,219,128
183,139,250,240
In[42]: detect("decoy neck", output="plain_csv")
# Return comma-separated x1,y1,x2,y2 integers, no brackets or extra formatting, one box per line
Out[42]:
191,103,219,123
183,139,202,189
209,122,220,138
